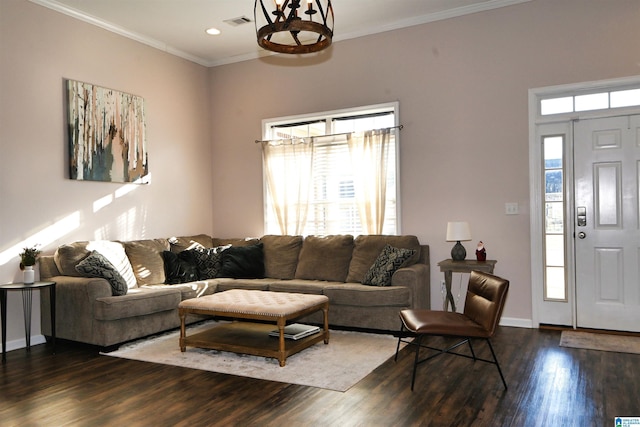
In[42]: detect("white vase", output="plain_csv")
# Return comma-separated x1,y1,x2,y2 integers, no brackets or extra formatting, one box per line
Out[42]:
23,265,35,284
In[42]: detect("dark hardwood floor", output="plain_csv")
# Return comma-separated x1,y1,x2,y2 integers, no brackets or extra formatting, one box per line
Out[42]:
1,326,638,426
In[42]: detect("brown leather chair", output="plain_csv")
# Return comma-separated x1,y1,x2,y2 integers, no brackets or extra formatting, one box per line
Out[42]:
395,270,509,391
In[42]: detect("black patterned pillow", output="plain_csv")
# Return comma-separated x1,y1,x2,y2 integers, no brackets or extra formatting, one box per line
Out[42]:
187,245,231,280
75,251,128,296
162,251,199,284
362,244,416,287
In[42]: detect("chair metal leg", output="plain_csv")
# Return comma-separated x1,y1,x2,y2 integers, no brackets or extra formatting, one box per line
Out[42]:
467,338,476,361
410,335,423,391
486,338,507,390
395,323,405,362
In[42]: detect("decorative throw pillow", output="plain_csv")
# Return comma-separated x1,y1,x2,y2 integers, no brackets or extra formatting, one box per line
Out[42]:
362,244,416,287
162,251,199,284
75,251,128,296
187,245,231,280
346,235,421,283
87,241,138,289
219,243,265,279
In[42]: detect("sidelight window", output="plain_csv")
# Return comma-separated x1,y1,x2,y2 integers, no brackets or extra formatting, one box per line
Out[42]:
543,135,566,301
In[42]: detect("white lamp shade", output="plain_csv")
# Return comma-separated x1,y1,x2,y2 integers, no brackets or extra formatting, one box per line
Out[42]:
446,221,471,242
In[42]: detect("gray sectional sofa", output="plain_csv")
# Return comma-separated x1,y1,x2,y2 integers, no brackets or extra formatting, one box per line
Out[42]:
39,234,430,348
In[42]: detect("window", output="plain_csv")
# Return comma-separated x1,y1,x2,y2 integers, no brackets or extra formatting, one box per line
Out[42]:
540,86,640,116
543,135,566,301
262,103,399,236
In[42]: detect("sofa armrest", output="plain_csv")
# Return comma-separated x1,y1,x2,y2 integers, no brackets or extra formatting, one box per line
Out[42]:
50,275,113,300
38,255,60,280
40,275,113,338
391,263,430,309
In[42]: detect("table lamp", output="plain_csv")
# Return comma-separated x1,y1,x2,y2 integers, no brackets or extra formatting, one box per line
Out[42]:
446,221,471,261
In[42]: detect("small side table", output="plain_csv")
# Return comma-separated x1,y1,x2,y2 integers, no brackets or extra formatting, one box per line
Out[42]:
437,259,496,312
1,281,56,363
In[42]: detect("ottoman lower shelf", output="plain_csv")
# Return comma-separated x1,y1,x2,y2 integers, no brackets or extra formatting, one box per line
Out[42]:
178,290,330,366
181,321,329,365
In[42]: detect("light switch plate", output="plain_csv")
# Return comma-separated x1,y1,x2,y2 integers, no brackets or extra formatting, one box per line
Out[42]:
505,202,519,215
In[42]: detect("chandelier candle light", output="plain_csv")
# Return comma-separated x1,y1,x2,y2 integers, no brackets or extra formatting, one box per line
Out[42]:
255,0,334,54
446,222,472,261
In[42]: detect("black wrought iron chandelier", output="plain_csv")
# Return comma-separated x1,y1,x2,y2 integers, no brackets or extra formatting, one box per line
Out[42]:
254,0,334,54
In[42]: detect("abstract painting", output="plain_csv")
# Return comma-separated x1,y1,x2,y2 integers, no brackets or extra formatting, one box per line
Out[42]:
67,80,149,183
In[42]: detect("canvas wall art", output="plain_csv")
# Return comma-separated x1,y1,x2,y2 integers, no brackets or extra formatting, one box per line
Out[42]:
67,80,149,183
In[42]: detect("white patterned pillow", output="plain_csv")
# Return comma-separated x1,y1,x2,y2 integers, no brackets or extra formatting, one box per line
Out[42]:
362,244,416,287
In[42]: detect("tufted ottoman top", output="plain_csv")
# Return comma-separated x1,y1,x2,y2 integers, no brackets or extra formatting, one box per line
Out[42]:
178,289,328,318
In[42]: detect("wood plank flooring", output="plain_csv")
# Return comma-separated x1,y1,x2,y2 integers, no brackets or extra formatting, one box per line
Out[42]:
1,326,638,426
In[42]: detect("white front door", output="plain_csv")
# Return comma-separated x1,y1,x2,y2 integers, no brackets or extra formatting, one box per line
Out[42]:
574,115,640,332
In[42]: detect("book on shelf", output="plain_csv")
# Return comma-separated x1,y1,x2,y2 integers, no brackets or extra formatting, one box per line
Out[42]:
268,323,321,340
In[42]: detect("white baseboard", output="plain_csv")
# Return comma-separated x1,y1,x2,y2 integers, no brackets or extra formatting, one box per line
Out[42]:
4,334,47,352
500,317,533,328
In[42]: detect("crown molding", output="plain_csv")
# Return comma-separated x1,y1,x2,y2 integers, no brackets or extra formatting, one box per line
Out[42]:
29,0,533,68
28,0,211,67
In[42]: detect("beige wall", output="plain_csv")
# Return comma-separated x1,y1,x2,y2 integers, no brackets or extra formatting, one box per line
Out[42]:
0,0,213,344
1,0,639,346
209,0,640,323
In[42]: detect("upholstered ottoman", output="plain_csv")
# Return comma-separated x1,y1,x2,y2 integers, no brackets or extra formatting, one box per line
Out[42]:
178,289,329,366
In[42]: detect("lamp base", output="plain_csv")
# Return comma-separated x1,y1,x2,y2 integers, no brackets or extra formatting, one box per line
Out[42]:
451,241,466,261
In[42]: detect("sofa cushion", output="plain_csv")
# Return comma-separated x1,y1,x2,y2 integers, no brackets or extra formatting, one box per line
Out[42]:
123,239,169,285
261,235,303,280
219,243,265,279
295,235,354,282
268,279,338,295
142,281,218,300
215,278,272,292
362,244,417,287
54,241,90,277
323,283,411,307
93,287,181,321
75,251,128,296
211,237,261,247
168,234,213,253
346,235,421,283
57,241,137,289
162,251,199,284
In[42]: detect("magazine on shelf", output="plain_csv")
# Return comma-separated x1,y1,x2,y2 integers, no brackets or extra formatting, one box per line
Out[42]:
268,323,321,340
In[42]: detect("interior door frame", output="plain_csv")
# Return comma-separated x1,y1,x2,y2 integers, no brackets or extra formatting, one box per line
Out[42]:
528,75,640,329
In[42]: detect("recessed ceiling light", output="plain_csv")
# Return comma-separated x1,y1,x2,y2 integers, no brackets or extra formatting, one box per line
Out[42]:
205,27,221,36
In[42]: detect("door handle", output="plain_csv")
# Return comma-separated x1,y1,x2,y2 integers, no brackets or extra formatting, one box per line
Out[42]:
577,207,587,227
578,232,586,239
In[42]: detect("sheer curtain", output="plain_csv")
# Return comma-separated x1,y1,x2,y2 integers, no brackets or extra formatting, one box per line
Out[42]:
262,139,315,235
347,128,391,234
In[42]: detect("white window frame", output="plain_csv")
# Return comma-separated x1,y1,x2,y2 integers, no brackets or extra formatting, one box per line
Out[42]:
261,101,401,236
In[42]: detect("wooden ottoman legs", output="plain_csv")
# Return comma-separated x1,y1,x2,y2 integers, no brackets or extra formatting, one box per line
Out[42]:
277,318,286,367
179,310,186,352
323,305,330,344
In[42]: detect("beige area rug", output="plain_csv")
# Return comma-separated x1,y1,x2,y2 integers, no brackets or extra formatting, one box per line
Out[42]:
559,330,640,355
101,321,399,392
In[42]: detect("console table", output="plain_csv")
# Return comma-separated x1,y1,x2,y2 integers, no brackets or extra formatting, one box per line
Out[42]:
437,259,496,312
1,281,56,363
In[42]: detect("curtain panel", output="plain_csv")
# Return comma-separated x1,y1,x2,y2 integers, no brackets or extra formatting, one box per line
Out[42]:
262,139,315,235
347,129,391,234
